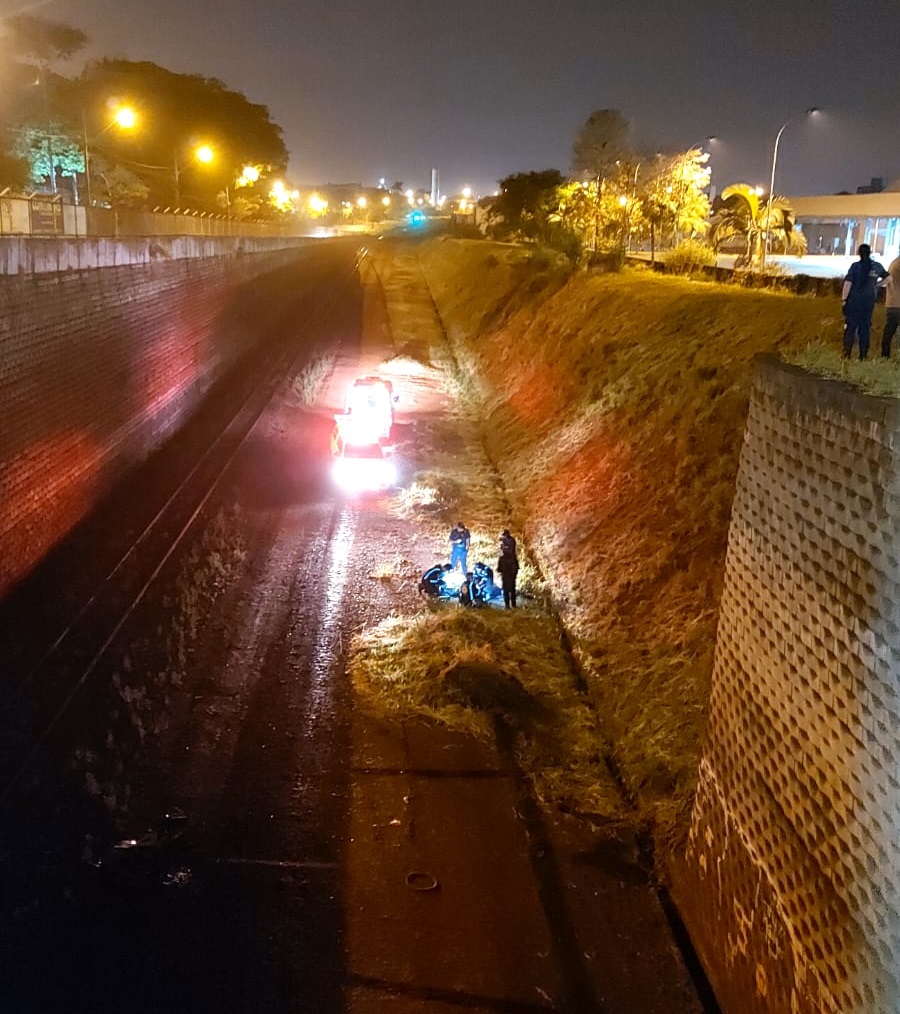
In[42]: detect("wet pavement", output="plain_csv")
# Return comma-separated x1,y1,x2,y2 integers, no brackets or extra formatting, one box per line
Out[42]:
0,238,710,1013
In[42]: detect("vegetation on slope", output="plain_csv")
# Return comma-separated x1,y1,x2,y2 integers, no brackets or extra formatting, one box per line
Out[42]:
419,238,885,840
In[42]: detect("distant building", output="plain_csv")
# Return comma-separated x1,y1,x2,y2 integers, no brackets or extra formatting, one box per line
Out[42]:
789,180,900,260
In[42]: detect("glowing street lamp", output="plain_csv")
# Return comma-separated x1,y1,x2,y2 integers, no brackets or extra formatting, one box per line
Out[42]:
83,102,138,207
113,106,137,130
357,196,367,209
762,107,819,268
173,143,215,204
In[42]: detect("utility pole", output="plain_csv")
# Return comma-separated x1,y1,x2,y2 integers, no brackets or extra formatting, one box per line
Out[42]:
81,110,92,207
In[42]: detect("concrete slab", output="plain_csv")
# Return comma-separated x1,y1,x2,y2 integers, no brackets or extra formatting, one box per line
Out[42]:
346,715,561,1009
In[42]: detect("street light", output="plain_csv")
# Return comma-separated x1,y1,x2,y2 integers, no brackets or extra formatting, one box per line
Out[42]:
761,108,819,268
82,103,138,207
173,142,216,204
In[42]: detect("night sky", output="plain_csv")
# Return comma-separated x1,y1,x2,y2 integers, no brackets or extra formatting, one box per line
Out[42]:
12,0,900,197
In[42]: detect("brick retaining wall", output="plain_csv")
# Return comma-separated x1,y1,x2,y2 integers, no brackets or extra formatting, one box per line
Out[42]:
0,240,313,596
672,355,900,1013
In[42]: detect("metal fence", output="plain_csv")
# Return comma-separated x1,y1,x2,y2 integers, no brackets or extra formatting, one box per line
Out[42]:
0,192,303,239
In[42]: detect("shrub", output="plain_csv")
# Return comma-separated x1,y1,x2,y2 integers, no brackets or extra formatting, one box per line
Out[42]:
664,239,717,275
587,248,625,273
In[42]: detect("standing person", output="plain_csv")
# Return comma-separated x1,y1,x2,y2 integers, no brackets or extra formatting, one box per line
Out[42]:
842,244,888,360
449,521,470,574
881,256,900,358
497,540,519,610
499,529,517,557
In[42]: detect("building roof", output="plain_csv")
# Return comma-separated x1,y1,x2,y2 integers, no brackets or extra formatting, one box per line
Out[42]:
788,192,900,218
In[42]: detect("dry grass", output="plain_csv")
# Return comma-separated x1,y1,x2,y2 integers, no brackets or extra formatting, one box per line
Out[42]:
290,353,335,405
787,340,900,396
350,608,626,824
418,238,880,841
361,238,900,847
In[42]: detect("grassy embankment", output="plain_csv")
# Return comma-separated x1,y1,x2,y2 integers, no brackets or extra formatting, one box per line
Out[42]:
351,236,900,848
417,239,900,841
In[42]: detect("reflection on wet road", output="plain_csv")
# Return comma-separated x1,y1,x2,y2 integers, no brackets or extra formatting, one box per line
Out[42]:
308,507,356,732
0,244,365,1014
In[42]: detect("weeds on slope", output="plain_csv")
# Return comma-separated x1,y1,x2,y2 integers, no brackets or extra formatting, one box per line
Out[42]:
418,238,868,847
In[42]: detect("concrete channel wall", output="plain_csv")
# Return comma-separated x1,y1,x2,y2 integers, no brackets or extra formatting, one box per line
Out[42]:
0,235,315,596
672,355,900,1014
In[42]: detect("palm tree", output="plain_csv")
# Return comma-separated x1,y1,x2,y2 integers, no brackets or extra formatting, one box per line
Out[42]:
709,183,804,269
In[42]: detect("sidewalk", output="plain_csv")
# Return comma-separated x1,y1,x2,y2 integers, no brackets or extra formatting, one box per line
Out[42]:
345,714,705,1012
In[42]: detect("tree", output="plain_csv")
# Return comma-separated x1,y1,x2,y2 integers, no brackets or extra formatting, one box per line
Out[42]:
2,14,88,194
636,149,712,260
709,183,803,268
90,156,149,208
75,59,289,209
489,169,565,243
571,109,633,181
555,178,634,260
11,122,83,191
3,14,87,64
0,151,31,190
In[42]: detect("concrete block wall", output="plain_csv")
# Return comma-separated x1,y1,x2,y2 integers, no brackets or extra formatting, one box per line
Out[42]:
0,239,312,596
673,355,900,1013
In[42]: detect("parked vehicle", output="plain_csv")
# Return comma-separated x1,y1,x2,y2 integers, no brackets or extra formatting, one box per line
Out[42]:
342,376,396,444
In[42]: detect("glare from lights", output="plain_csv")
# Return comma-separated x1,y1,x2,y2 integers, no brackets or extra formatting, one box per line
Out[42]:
195,144,214,164
113,106,137,129
462,186,472,199
382,195,390,206
357,196,367,208
240,165,260,183
332,455,396,493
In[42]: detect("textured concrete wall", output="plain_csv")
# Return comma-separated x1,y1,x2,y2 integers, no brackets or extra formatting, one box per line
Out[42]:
673,355,900,1014
0,243,310,595
0,234,314,275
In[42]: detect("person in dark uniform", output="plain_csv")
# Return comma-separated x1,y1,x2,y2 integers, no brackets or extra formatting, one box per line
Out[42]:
419,563,451,597
499,529,516,557
842,244,888,360
497,539,519,610
470,562,494,605
449,521,471,574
